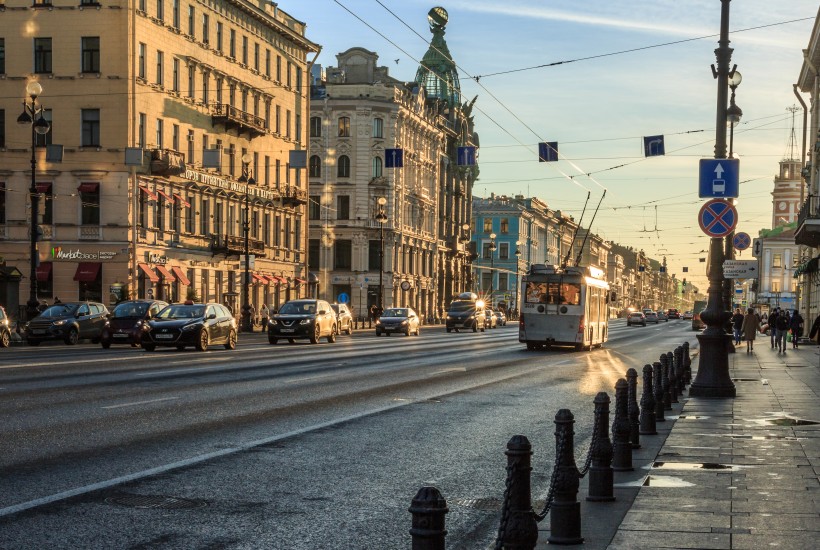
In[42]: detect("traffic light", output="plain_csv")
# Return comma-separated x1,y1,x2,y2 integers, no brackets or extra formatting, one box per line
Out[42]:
682,278,687,291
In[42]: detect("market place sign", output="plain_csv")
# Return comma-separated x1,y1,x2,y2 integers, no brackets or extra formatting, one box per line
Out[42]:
184,169,280,201
51,247,118,261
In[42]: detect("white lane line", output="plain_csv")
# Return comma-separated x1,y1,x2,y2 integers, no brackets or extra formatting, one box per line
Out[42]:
101,397,180,409
429,367,467,376
134,365,224,376
285,373,339,384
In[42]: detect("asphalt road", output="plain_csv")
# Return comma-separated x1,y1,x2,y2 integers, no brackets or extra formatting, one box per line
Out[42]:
0,318,697,549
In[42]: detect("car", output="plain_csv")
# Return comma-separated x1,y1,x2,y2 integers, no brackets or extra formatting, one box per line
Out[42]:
645,311,659,324
100,300,168,348
627,312,647,327
268,299,337,345
0,306,11,348
494,310,507,326
484,308,497,329
656,310,668,322
667,309,681,319
331,303,353,335
682,310,694,320
25,301,109,345
445,293,486,333
141,303,237,351
375,307,420,336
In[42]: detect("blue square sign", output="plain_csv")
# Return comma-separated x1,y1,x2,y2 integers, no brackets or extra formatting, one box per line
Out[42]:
699,159,739,198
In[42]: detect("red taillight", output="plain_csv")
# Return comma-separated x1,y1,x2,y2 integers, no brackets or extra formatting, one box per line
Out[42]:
578,315,585,333
519,313,524,329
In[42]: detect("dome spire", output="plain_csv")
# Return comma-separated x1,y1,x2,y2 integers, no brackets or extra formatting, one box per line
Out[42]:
414,7,461,108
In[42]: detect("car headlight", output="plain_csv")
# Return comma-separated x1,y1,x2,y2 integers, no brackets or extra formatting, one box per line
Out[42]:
142,324,152,332
400,320,408,325
299,319,312,325
268,319,277,326
181,323,201,332
134,321,142,327
52,319,67,326
375,319,381,325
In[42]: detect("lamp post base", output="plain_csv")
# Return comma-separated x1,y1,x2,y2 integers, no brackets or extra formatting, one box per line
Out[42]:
26,298,40,322
690,330,736,398
240,304,253,333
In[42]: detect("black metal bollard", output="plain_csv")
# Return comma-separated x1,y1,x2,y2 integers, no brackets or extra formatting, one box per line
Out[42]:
587,392,615,502
683,342,692,385
548,409,584,545
639,364,657,435
409,486,448,550
611,379,633,471
660,353,673,411
675,346,686,394
497,435,538,550
653,361,666,423
666,351,679,404
626,368,641,449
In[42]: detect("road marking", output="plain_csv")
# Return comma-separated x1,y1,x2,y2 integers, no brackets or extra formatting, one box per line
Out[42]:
429,367,467,376
285,373,338,384
101,397,180,409
134,365,223,376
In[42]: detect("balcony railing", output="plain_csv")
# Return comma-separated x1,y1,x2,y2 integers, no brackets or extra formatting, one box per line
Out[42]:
211,103,267,137
80,226,101,240
210,233,266,258
795,194,820,246
149,148,186,177
280,185,307,206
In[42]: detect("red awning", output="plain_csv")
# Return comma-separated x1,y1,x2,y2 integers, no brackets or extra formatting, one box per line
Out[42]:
170,266,190,286
252,273,265,283
36,262,53,282
155,265,176,282
294,278,306,284
156,189,173,201
275,276,287,284
73,262,101,282
138,263,160,283
139,186,158,200
77,182,99,194
173,194,191,208
36,183,52,194
260,275,274,284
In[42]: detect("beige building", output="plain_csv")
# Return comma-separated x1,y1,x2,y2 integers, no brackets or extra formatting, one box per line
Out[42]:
0,1,319,319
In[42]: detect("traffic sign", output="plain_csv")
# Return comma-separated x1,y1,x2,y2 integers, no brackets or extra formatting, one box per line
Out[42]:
752,238,762,257
699,159,739,198
457,146,477,166
723,260,758,279
698,199,738,237
733,232,751,251
338,292,349,304
385,148,403,168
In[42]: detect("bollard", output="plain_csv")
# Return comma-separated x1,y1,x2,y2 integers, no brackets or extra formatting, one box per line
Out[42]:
626,368,640,449
682,342,692,385
409,486,448,550
666,351,678,404
611,379,633,471
653,361,666,423
639,364,657,435
496,435,538,550
660,353,673,411
548,409,584,545
587,392,615,502
675,346,686,394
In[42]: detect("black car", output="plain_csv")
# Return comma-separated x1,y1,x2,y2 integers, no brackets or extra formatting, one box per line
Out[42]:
331,303,353,335
268,299,337,345
101,299,168,348
26,301,109,345
445,294,486,333
141,303,237,351
0,306,11,348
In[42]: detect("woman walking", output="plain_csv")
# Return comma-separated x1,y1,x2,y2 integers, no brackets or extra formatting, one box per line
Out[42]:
741,307,758,353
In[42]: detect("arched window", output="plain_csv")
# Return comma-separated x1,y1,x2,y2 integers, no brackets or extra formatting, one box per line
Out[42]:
309,116,322,138
372,117,383,138
372,156,383,178
338,116,350,137
309,155,321,178
337,155,350,178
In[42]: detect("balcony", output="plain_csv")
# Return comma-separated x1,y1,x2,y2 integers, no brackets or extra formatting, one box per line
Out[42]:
150,148,186,177
210,233,266,258
795,194,820,246
280,185,307,207
210,103,267,137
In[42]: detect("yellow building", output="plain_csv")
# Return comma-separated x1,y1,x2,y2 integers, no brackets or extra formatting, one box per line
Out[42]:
0,0,319,319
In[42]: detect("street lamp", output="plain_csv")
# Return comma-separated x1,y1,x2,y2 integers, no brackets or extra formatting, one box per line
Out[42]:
460,223,471,292
514,242,522,320
488,232,497,305
18,81,51,321
376,197,388,312
238,153,255,333
723,70,742,316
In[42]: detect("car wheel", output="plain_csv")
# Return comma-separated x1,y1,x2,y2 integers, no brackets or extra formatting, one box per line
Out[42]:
327,325,337,343
224,329,237,350
101,339,111,349
268,335,278,345
481,324,486,332
142,343,156,351
346,323,352,336
0,330,10,348
288,339,295,344
446,328,452,333
196,329,209,351
376,330,382,337
472,322,478,333
310,324,320,344
526,342,536,351
64,328,79,345
405,327,411,336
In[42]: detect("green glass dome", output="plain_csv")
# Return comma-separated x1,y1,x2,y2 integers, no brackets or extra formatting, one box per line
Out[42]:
414,7,461,108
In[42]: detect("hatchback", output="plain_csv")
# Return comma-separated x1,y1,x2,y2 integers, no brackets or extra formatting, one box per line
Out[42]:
627,312,647,327
484,308,497,329
26,301,109,345
101,300,168,348
494,310,507,327
268,299,337,344
376,307,420,336
141,303,237,351
656,311,668,322
645,312,659,324
331,303,353,335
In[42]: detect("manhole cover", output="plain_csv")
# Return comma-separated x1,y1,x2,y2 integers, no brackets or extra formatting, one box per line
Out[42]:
765,417,819,426
105,494,208,509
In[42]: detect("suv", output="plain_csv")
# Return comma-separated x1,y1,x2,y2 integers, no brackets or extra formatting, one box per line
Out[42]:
445,293,486,333
268,299,337,345
331,303,353,335
101,300,168,348
26,301,109,345
0,306,11,348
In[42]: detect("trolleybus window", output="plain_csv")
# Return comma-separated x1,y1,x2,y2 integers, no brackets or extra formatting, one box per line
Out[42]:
525,282,581,305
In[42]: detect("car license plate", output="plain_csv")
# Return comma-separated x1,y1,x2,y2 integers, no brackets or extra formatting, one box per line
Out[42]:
113,334,128,338
155,334,174,339
280,329,295,333
32,329,46,335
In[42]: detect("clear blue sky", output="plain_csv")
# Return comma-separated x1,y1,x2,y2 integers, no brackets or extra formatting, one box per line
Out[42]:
292,0,818,290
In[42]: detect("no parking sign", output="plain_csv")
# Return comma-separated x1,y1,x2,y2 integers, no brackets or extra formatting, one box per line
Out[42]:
698,199,737,238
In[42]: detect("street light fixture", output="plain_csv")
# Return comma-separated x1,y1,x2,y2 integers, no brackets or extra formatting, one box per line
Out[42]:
723,70,742,319
18,81,51,321
238,153,255,333
461,223,471,292
376,197,388,312
488,232,497,305
514,242,523,320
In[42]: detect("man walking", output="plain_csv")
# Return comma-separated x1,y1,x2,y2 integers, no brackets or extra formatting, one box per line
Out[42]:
768,308,779,349
789,309,804,349
775,310,790,353
731,308,744,346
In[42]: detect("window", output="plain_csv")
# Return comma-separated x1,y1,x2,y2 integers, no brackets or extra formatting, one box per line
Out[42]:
229,29,236,59
0,181,5,224
216,77,223,104
372,157,382,178
81,109,100,147
199,198,209,235
202,14,209,44
275,104,281,133
334,240,352,269
80,184,100,225
216,22,223,52
242,36,248,65
156,118,163,149
295,113,301,143
138,113,146,148
34,37,52,74
337,196,350,220
42,183,53,225
308,195,320,220
172,0,180,29
156,0,164,21
172,58,180,91
308,239,320,270
81,37,100,73
284,110,291,138
338,116,350,137
276,55,282,81
264,155,270,185
295,67,302,93
771,280,781,293
310,116,322,138
172,124,179,150
0,39,5,74
138,42,146,78
254,43,260,71
309,155,321,178
499,242,509,259
286,61,292,88
188,65,195,97
155,191,165,232
187,130,194,163
368,240,380,271
499,273,508,291
265,49,271,77
483,218,492,233
500,218,509,233
275,159,281,186
483,243,494,259
187,5,195,37
156,51,164,86
337,155,350,178
34,109,52,147
773,254,782,268
0,110,4,148
202,71,209,103
373,117,383,138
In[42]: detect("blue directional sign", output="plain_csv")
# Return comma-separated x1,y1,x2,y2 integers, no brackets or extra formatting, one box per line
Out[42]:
538,142,558,162
644,135,665,157
733,232,751,251
385,148,403,168
337,292,349,304
699,159,739,198
457,146,477,166
698,199,738,237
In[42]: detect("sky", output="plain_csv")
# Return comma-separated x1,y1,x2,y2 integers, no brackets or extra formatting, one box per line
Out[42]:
290,0,819,291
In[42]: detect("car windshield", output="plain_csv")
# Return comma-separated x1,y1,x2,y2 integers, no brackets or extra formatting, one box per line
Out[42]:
111,302,150,318
156,305,205,319
40,304,79,317
279,302,315,315
382,308,408,317
448,301,477,313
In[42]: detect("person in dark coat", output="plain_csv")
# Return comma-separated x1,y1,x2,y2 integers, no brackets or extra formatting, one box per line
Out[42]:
731,308,744,345
741,307,758,353
775,310,790,353
768,308,779,349
810,313,820,344
789,309,804,349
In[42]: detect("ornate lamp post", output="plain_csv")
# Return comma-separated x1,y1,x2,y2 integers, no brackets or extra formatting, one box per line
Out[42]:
376,197,388,311
514,242,523,320
460,223,471,292
723,70,742,316
18,81,51,321
238,153,255,332
488,232,497,305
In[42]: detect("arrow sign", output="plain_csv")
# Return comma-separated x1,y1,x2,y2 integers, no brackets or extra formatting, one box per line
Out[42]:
699,159,739,198
723,259,758,279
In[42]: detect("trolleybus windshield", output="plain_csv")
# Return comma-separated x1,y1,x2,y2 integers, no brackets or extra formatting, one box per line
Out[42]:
525,282,581,305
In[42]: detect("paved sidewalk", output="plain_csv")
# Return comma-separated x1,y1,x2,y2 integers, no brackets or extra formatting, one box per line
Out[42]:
606,342,820,549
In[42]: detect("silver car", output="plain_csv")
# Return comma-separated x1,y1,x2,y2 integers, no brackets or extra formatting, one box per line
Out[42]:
375,307,420,336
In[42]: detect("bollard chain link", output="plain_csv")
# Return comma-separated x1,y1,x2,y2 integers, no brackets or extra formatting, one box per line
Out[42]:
494,459,517,549
578,405,601,478
534,433,565,522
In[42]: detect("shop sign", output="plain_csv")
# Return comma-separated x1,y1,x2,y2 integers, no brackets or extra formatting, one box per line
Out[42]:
148,253,168,265
51,246,118,261
184,169,280,201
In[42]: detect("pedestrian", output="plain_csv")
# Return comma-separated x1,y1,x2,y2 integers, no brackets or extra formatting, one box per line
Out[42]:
768,308,779,349
809,312,820,343
775,309,790,353
742,307,758,353
789,309,804,349
53,296,61,304
260,303,269,328
370,304,378,322
731,308,744,346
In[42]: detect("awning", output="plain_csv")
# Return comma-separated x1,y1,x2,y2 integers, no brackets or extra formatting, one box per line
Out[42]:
156,189,173,201
260,275,275,284
173,194,191,208
73,262,101,282
139,186,158,200
77,182,99,194
252,273,266,283
294,277,306,285
36,183,52,194
36,262,53,281
138,263,160,283
155,265,176,282
794,257,819,277
170,266,190,286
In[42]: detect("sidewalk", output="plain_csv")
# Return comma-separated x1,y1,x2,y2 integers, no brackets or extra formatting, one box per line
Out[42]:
606,341,820,549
